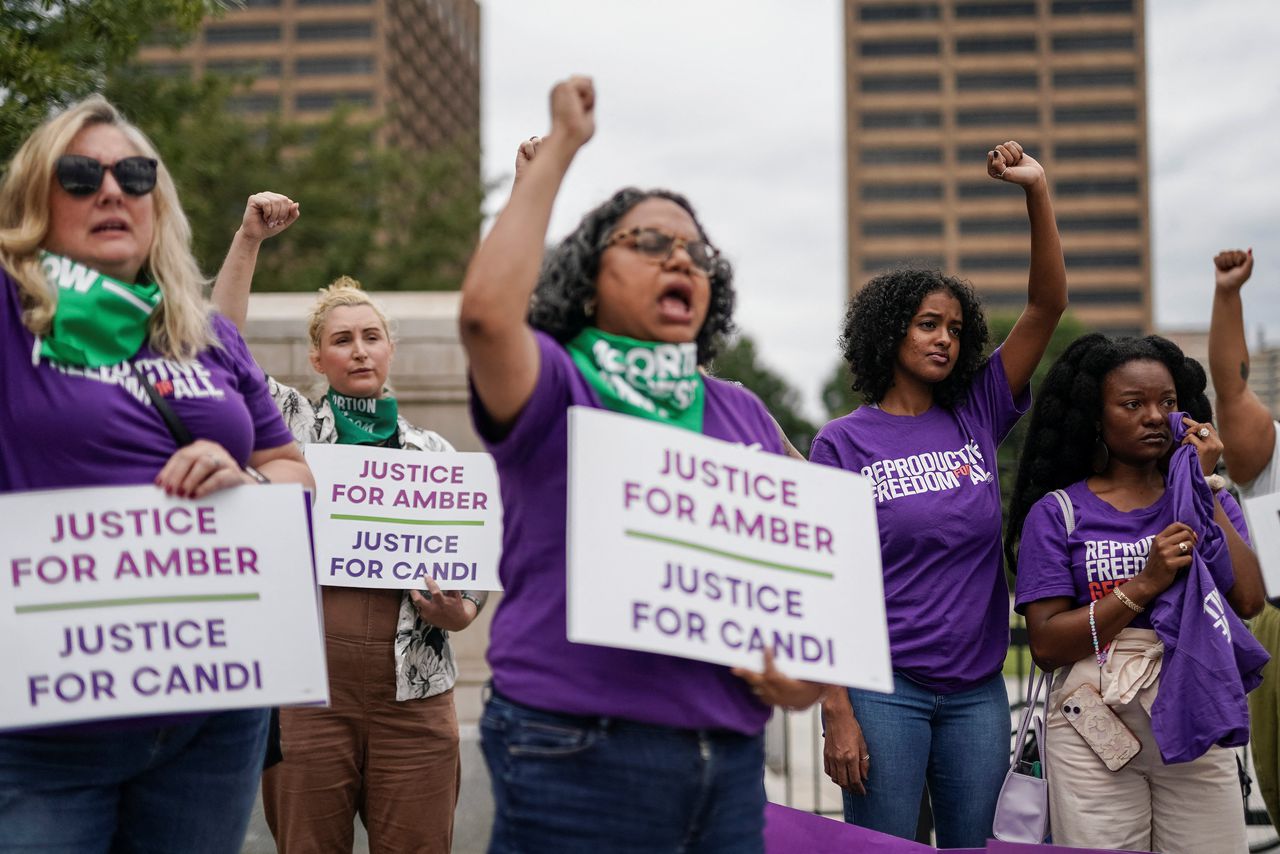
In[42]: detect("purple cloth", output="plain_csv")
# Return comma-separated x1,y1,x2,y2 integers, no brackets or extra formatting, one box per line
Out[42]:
763,803,946,853
1147,413,1269,763
0,270,293,493
987,842,1144,854
762,803,1139,853
471,331,785,735
809,347,1029,692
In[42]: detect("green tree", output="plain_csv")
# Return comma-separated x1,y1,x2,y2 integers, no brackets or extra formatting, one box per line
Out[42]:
709,333,818,455
821,360,859,421
0,0,222,163
989,311,1087,519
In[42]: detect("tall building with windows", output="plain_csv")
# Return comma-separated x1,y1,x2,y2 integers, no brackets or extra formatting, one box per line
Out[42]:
845,0,1149,335
139,0,479,159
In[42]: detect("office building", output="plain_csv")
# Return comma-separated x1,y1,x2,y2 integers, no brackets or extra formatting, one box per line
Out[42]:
139,0,480,160
845,0,1150,335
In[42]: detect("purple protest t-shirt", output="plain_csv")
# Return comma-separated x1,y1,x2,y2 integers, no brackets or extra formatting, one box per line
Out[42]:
471,331,785,735
1014,479,1248,628
0,269,294,493
809,347,1029,693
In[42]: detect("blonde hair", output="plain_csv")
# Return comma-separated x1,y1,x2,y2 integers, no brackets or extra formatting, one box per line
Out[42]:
306,275,393,351
0,95,214,360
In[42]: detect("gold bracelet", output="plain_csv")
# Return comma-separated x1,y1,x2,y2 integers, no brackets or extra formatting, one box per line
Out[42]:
1114,587,1144,614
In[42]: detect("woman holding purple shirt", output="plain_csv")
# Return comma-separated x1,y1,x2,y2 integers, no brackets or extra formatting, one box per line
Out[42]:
810,141,1066,847
1006,333,1265,850
458,76,821,853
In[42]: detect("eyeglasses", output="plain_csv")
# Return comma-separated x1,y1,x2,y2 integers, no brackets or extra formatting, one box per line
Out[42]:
605,227,720,275
55,155,158,197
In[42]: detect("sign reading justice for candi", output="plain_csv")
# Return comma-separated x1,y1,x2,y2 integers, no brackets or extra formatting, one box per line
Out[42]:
304,444,503,591
566,406,891,690
0,484,327,730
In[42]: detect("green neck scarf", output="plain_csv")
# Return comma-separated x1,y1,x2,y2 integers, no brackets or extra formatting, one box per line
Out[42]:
36,251,162,367
326,389,400,445
566,327,705,432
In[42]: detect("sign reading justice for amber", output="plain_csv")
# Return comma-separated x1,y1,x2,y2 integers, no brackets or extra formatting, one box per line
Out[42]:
566,406,891,690
304,443,503,591
0,484,327,730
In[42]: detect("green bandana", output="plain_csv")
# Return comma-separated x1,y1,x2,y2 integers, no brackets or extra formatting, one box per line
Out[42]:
327,390,400,445
35,251,162,367
566,327,705,432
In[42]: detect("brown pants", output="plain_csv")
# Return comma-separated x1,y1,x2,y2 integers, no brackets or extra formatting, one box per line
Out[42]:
263,588,460,854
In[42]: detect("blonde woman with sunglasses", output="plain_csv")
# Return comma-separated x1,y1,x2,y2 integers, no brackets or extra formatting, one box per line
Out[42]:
0,96,312,852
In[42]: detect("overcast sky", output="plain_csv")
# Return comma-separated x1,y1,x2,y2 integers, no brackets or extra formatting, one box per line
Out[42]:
478,0,1280,419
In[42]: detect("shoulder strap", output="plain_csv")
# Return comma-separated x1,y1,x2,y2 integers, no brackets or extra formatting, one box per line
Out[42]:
131,363,194,447
1049,489,1075,536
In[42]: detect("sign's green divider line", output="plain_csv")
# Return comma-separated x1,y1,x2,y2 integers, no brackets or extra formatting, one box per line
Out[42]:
623,530,834,579
330,514,484,527
16,592,261,615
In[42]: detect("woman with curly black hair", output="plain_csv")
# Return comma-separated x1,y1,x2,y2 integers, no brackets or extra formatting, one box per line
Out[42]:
1007,333,1266,851
457,77,821,853
811,141,1066,847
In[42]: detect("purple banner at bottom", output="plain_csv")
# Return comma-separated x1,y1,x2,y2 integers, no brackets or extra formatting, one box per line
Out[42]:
764,803,1142,854
763,803,979,853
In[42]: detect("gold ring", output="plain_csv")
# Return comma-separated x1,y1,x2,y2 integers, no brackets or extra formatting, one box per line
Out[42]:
1197,427,1211,439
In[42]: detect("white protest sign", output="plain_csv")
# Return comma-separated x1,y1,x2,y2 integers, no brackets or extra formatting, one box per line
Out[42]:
566,406,892,690
0,484,327,730
1243,490,1280,597
304,444,503,591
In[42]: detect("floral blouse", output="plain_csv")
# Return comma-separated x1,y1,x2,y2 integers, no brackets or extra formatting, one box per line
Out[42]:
269,378,484,701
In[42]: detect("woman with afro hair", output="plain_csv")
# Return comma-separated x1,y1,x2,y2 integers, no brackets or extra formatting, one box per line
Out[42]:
457,77,822,853
1005,333,1265,851
811,141,1066,847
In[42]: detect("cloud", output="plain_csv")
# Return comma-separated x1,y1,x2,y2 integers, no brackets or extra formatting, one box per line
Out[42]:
481,0,1280,419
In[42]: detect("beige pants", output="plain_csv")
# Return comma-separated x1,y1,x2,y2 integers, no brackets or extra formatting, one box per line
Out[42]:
1047,629,1247,853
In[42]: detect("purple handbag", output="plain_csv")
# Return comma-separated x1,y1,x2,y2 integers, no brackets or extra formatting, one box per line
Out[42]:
993,666,1050,843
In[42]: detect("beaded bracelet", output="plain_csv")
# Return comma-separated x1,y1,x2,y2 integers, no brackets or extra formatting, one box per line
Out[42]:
1089,599,1107,667
1114,587,1144,614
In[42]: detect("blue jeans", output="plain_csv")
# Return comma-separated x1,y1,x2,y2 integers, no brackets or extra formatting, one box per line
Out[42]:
480,690,765,854
841,671,1008,849
0,708,269,853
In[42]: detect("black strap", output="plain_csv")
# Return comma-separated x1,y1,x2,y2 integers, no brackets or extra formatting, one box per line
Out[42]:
131,363,194,447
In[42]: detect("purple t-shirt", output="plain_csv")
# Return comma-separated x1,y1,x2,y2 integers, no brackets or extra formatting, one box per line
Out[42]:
0,269,293,493
471,331,785,735
809,348,1029,693
1014,479,1249,628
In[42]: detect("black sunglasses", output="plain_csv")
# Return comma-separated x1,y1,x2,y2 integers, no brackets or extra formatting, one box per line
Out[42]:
605,227,720,275
55,154,158,197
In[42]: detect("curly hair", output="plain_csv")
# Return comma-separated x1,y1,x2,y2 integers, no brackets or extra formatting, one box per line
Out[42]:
838,268,989,408
528,187,735,364
1004,333,1212,573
